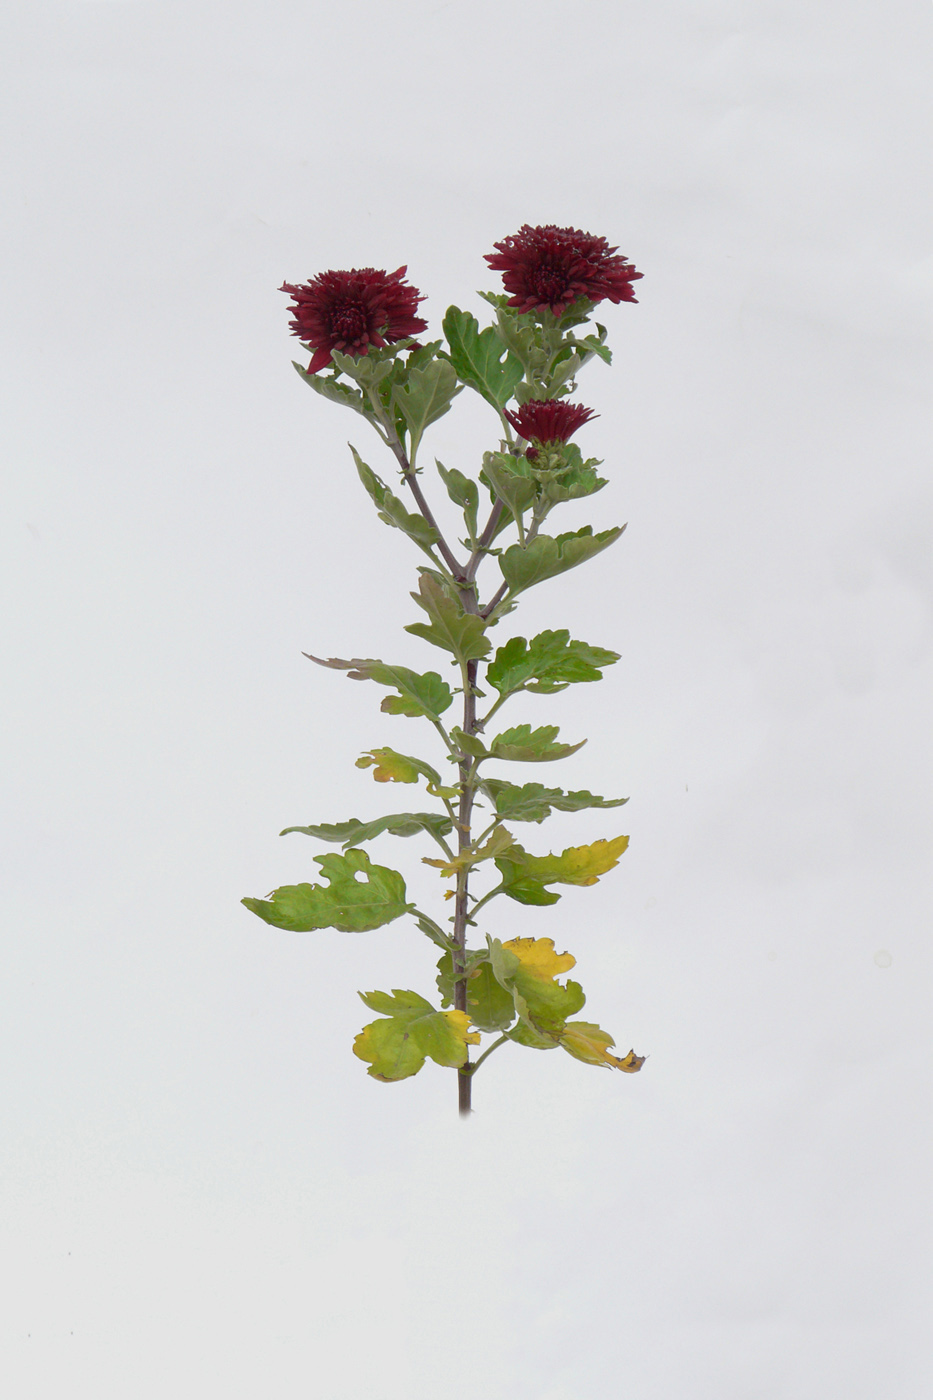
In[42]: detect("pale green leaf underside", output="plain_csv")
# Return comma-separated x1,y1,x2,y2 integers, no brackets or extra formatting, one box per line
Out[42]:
281,812,454,847
242,848,413,932
490,723,585,763
499,526,625,594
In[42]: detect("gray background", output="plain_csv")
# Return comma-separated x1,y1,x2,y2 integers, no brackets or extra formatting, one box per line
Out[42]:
1,1,930,1396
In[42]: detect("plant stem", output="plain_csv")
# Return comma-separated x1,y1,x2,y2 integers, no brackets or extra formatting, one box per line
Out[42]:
453,651,478,1116
468,1034,509,1076
364,388,467,581
465,500,504,581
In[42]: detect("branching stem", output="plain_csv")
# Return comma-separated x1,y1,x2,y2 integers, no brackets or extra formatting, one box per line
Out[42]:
467,1034,509,1076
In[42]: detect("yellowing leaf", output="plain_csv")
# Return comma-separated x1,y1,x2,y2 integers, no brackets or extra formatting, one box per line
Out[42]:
490,936,586,1037
559,1021,646,1073
496,835,629,904
502,935,576,980
352,988,480,1081
356,747,442,786
422,825,516,877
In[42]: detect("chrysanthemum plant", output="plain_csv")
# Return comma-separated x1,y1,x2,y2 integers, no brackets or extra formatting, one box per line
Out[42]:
244,225,646,1115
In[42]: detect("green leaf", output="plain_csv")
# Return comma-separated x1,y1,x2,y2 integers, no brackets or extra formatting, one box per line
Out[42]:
480,451,537,530
436,952,517,1032
292,363,372,418
494,307,547,374
390,358,462,460
350,446,439,554
280,812,454,847
537,444,608,505
416,913,456,952
356,747,443,787
435,459,480,542
330,342,415,388
486,630,620,696
404,572,491,664
376,669,453,719
304,654,454,721
481,779,628,824
353,989,480,1081
495,835,629,905
489,724,586,763
242,848,413,932
499,526,626,595
450,726,489,760
441,307,524,408
571,329,612,366
543,350,582,398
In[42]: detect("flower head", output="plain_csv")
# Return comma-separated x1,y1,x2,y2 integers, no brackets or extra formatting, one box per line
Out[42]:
504,398,598,454
485,224,642,316
280,266,428,374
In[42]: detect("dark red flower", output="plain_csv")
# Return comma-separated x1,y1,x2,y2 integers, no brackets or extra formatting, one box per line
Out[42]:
485,224,642,316
504,399,598,450
280,266,428,374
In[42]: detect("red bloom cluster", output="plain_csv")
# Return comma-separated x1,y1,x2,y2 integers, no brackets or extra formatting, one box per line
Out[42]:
485,224,642,316
505,398,598,450
280,266,427,374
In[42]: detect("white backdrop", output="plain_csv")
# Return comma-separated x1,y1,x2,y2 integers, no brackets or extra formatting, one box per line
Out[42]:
1,2,930,1397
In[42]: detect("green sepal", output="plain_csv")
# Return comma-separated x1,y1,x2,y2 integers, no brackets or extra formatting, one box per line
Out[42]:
499,525,626,595
404,573,491,664
304,654,454,721
280,812,454,847
481,779,628,824
435,459,479,542
440,306,524,409
351,446,439,555
486,630,620,696
242,848,413,932
353,989,479,1081
489,723,585,763
390,357,462,460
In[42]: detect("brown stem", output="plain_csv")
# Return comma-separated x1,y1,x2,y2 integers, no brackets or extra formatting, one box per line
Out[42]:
453,654,477,1116
388,441,467,581
465,499,504,582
